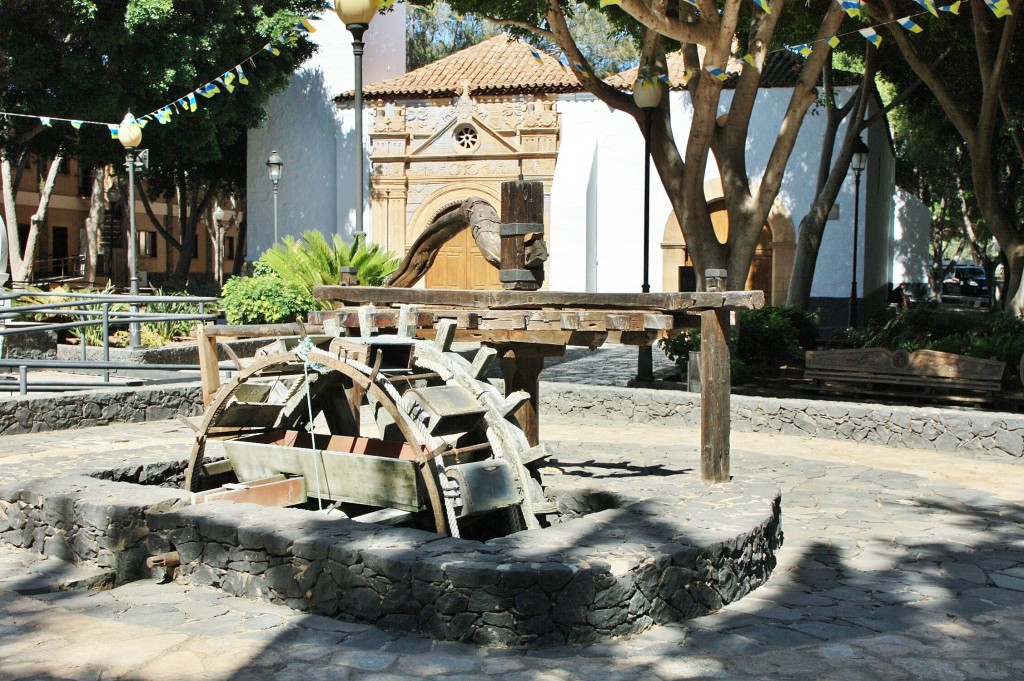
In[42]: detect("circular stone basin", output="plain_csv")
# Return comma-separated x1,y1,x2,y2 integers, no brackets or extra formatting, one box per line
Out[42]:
144,460,782,646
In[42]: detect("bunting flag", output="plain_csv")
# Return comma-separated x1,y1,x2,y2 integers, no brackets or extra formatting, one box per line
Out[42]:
786,43,813,57
706,66,729,82
939,1,961,12
750,0,771,13
39,117,52,127
264,43,281,56
859,27,883,46
826,36,841,49
914,0,940,16
529,48,544,64
681,69,694,84
157,107,172,124
220,71,236,93
681,0,699,6
599,0,622,5
198,83,221,98
235,65,249,85
742,54,757,68
296,18,316,33
187,93,198,111
107,125,119,140
839,0,861,17
323,1,334,9
572,61,589,78
70,120,83,129
138,118,149,128
658,74,670,84
897,16,924,33
984,0,1013,16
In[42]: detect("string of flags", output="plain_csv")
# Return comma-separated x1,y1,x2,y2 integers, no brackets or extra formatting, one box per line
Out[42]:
0,0,368,140
2,0,1013,138
595,0,1005,86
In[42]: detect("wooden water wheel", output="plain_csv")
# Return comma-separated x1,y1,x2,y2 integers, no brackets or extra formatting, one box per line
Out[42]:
184,324,549,537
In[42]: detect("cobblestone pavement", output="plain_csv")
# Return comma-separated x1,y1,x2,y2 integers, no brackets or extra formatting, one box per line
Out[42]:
2,406,1024,680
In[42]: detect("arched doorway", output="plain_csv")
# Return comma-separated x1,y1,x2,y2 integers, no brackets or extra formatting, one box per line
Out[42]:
424,223,503,290
660,182,795,304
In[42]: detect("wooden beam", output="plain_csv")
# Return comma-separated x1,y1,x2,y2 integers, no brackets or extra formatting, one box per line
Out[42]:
314,286,764,312
700,309,731,483
495,343,565,446
196,326,222,408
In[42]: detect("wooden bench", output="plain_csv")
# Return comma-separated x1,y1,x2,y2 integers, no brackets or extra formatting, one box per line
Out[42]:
805,348,1005,398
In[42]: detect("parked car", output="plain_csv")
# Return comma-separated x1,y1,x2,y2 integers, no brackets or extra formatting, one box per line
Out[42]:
942,265,988,297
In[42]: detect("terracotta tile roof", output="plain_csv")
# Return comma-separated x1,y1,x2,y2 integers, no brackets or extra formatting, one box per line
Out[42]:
606,50,859,90
336,34,583,102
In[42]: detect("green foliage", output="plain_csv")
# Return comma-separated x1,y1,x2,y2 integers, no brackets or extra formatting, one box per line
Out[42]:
258,230,400,309
835,307,1024,380
141,289,211,345
660,306,820,380
220,274,314,325
406,1,637,77
736,306,819,368
407,2,500,70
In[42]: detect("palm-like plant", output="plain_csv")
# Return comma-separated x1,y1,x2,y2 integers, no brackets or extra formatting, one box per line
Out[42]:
259,230,400,309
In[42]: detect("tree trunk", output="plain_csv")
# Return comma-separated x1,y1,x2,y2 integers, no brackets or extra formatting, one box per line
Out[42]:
20,154,63,283
83,169,104,285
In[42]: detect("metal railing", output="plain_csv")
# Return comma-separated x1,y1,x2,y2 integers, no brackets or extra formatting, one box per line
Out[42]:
0,291,220,394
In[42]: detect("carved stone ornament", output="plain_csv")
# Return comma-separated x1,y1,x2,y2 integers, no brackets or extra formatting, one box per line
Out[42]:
374,103,406,133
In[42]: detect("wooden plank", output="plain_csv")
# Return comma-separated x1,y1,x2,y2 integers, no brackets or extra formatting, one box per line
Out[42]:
196,326,221,408
193,476,307,507
700,309,730,484
224,436,425,511
322,307,675,333
805,369,1001,392
314,286,764,312
806,348,1004,381
201,322,325,338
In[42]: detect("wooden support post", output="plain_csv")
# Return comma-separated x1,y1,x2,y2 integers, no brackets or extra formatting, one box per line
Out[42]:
496,343,564,446
196,325,221,408
499,179,545,290
700,269,731,483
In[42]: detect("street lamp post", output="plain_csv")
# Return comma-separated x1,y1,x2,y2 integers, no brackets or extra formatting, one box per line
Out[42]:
849,136,869,328
632,72,664,382
266,151,283,244
335,0,376,244
118,113,144,349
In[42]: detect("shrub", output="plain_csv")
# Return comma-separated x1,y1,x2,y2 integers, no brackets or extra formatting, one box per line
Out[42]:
659,306,819,380
735,306,819,369
220,274,314,325
257,230,401,309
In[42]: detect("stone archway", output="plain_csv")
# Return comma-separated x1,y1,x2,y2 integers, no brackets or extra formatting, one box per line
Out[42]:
660,179,796,305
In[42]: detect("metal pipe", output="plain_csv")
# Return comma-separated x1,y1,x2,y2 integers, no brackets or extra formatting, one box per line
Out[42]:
348,22,368,243
18,365,27,396
849,167,863,328
103,303,110,382
145,551,181,569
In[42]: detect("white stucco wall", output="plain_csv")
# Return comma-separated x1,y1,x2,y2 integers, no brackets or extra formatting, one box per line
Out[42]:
246,8,405,259
891,189,931,286
550,85,897,301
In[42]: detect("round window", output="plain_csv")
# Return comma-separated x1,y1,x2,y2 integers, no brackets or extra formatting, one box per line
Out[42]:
453,124,479,152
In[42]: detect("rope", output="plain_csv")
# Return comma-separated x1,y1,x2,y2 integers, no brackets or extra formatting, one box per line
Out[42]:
302,359,325,512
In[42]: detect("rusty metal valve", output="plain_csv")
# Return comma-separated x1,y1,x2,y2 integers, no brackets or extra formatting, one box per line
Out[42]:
145,551,181,569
